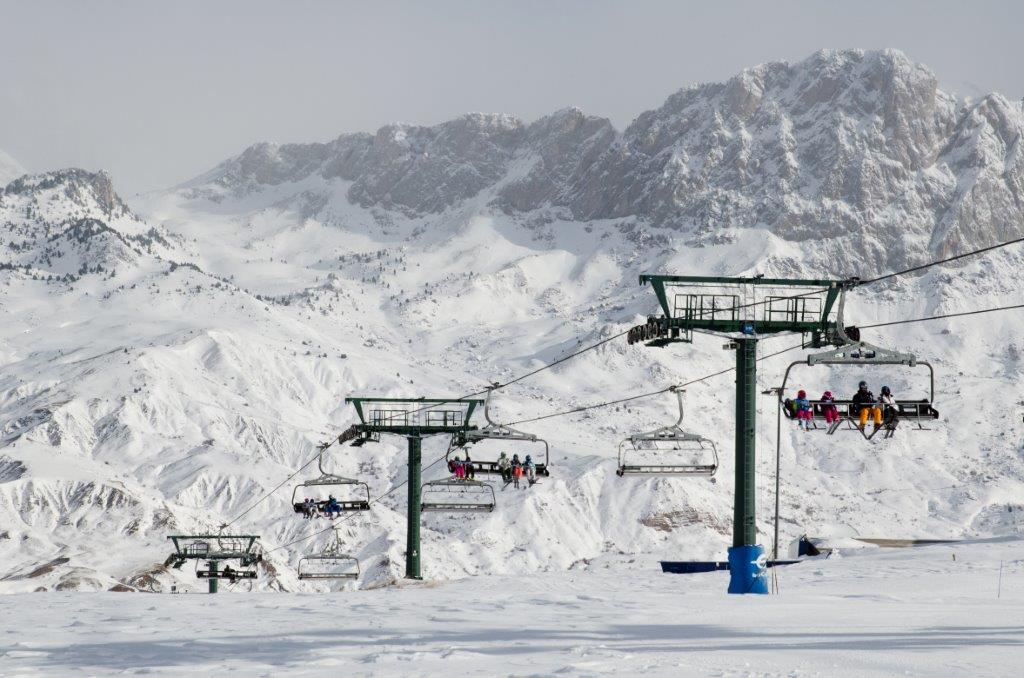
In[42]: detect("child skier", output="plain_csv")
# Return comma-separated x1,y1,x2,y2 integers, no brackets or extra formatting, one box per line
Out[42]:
794,389,813,431
878,385,899,429
820,390,839,425
512,460,523,489
523,454,536,485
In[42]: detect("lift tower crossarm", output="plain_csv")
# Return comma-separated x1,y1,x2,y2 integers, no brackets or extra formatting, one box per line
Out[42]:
638,275,852,340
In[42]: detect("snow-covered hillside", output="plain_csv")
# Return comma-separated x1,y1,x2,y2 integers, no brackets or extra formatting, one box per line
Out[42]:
1,48,1023,593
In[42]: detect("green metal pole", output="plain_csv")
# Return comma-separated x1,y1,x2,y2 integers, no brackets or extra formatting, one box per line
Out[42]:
733,337,758,547
208,560,218,594
406,435,422,579
728,336,768,594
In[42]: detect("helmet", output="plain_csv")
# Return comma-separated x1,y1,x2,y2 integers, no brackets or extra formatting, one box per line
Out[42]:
499,452,507,458
881,385,891,395
525,455,532,461
822,391,833,399
858,381,868,389
797,390,806,398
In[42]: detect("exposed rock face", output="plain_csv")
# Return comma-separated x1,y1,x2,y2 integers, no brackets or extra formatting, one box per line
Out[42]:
0,169,176,279
187,49,1024,274
4,169,132,220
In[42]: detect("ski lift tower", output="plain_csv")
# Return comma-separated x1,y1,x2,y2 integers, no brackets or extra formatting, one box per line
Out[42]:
631,275,853,594
165,531,261,594
344,397,483,579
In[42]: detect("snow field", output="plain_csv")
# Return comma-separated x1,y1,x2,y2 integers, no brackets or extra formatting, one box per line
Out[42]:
0,538,1021,676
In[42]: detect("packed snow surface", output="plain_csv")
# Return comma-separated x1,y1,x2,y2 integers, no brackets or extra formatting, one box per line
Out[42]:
0,538,1021,676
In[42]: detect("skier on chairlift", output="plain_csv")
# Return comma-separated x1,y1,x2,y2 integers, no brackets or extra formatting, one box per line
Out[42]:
463,452,475,481
820,391,839,426
794,389,813,431
878,385,899,429
452,456,465,480
523,454,536,485
852,381,882,434
325,494,342,518
511,455,524,489
498,452,512,483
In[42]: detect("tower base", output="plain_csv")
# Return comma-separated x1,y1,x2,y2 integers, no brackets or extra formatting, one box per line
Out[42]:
727,544,769,594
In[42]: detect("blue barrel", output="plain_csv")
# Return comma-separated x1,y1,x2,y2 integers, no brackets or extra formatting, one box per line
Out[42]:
727,544,769,594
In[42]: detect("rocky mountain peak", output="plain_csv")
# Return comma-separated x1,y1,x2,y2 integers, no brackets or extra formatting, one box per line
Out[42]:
171,48,1023,275
3,169,132,220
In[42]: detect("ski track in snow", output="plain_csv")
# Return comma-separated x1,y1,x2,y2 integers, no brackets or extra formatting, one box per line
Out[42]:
0,538,1021,676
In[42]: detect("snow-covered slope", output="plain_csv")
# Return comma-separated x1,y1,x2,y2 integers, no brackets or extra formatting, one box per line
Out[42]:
2,48,1024,593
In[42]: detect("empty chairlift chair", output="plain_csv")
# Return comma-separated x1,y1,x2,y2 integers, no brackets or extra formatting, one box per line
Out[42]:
298,531,360,580
616,388,719,478
420,478,496,513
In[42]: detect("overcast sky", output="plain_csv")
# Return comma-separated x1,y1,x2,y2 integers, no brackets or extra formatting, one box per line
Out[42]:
2,0,1022,194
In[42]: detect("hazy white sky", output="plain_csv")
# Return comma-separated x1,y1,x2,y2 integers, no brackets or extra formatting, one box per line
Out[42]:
2,0,1022,194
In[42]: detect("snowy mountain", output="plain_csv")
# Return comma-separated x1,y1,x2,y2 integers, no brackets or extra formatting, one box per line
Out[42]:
2,48,1023,594
186,49,1024,275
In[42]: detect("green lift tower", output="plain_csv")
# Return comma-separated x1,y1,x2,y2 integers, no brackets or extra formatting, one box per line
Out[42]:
344,397,483,579
631,275,852,594
165,530,261,593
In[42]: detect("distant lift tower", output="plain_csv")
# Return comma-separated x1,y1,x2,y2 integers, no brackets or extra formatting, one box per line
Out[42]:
344,397,483,579
631,275,851,594
165,530,262,594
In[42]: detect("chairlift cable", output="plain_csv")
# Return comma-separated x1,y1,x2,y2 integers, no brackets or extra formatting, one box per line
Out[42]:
860,236,1024,286
508,342,805,426
223,447,330,529
857,303,1024,329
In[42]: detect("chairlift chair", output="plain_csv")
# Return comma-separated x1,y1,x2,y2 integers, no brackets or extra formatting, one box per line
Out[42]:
448,386,551,477
616,388,719,477
779,318,939,439
298,531,360,580
291,449,371,515
420,478,496,513
196,568,257,581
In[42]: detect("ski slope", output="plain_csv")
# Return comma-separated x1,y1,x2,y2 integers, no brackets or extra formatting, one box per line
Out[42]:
0,538,1020,676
